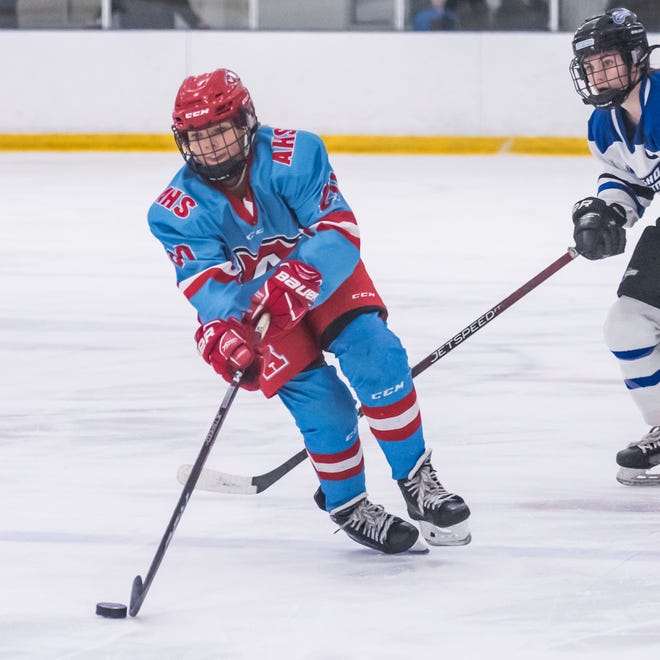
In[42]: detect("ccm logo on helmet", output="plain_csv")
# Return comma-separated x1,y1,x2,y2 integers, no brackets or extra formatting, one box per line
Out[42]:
274,270,318,302
184,108,209,119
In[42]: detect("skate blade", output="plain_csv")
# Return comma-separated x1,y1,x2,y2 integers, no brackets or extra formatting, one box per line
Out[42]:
616,467,660,487
408,535,430,554
419,520,471,546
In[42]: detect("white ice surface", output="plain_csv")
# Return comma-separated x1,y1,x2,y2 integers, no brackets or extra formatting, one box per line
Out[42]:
3,152,660,659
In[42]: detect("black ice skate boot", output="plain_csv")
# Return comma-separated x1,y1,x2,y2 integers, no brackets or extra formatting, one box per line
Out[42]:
616,426,660,486
329,493,428,554
397,449,471,546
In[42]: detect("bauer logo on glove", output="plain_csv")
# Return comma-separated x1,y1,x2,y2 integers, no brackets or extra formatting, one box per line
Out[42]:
248,260,322,340
273,268,320,304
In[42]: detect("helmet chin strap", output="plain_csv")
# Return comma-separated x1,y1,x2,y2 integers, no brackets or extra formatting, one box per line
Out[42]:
221,163,248,192
223,131,251,190
615,63,644,108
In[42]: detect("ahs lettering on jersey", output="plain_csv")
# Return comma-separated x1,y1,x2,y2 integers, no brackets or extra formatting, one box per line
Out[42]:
148,127,361,324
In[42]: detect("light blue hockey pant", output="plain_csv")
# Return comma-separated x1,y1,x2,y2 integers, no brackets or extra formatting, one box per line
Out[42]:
277,312,426,511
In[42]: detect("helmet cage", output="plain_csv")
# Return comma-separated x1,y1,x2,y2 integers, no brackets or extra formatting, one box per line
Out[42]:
570,48,646,109
570,8,649,109
173,109,257,183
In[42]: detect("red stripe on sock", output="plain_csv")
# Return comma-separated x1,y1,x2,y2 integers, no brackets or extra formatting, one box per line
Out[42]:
370,413,421,442
307,437,361,464
315,456,365,481
361,388,417,420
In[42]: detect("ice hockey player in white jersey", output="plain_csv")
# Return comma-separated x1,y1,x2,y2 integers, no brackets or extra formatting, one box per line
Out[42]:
147,68,471,552
570,7,660,484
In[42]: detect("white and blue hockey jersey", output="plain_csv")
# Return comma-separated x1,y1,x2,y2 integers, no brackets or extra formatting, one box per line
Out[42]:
148,127,361,324
588,70,660,225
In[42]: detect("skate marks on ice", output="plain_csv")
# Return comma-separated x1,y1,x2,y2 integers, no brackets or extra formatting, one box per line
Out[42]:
520,496,660,513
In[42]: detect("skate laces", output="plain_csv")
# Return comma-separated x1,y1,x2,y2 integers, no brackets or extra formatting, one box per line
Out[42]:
405,460,453,509
337,500,394,544
632,426,660,454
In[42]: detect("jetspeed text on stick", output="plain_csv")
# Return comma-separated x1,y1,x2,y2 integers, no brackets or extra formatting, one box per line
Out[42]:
432,307,500,361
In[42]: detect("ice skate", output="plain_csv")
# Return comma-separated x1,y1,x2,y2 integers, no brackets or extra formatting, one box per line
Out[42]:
616,426,660,486
397,450,471,546
329,494,428,555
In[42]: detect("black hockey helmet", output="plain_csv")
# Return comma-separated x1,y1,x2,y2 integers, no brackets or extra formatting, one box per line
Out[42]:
570,7,650,109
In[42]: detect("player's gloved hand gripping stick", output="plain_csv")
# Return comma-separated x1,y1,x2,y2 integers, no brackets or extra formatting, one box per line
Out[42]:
179,248,579,495
128,314,270,618
247,260,322,342
195,317,264,390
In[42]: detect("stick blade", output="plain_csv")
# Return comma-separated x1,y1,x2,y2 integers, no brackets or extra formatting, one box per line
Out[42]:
177,464,257,494
129,575,144,617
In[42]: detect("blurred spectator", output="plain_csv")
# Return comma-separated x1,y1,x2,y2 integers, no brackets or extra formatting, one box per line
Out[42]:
412,1,451,30
453,0,490,30
492,0,549,31
606,1,660,32
110,0,208,29
0,0,17,28
412,0,489,31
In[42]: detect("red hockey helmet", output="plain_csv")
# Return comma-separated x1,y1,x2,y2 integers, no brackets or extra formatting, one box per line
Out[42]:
172,69,258,182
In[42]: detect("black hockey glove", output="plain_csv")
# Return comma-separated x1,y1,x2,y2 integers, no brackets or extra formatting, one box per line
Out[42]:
572,197,626,260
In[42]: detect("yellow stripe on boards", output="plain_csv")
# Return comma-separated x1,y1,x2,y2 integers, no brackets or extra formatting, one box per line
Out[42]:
0,134,590,156
0,134,176,151
322,135,590,156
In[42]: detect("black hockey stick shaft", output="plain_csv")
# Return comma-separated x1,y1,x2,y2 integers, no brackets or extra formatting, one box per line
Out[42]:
243,248,579,493
129,374,241,617
410,247,578,377
129,314,269,617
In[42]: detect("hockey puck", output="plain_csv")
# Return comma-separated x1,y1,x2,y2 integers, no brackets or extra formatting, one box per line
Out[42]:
96,602,127,619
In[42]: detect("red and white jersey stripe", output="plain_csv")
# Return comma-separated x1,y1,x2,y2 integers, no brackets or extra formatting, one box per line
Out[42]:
178,261,240,299
309,210,360,249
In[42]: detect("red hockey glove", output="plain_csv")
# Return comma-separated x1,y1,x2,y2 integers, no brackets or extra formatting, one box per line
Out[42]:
248,260,322,340
194,318,263,391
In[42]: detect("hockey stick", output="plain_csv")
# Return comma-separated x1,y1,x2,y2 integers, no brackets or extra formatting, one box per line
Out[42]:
129,315,269,617
178,248,579,495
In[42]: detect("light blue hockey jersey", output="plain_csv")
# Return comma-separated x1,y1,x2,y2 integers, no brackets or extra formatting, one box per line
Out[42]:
148,127,361,324
587,70,660,225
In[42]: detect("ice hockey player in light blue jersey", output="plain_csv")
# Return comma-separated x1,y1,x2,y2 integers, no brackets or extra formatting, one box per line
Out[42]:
570,7,660,484
148,68,471,552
